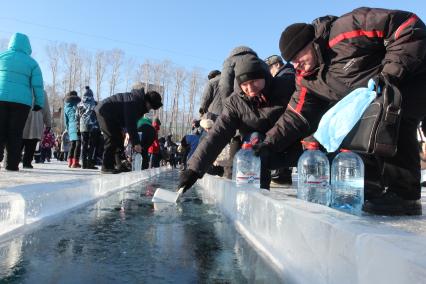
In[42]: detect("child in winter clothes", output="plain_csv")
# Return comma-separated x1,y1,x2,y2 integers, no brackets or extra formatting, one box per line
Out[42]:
60,130,70,161
40,127,55,162
64,91,81,168
77,86,100,169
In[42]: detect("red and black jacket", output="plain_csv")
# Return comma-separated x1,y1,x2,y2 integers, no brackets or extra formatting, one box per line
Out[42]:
265,7,426,152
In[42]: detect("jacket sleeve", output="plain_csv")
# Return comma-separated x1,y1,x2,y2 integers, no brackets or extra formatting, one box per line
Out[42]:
123,101,141,145
31,63,44,108
200,81,214,112
264,84,329,152
188,101,239,176
42,93,52,128
380,9,426,81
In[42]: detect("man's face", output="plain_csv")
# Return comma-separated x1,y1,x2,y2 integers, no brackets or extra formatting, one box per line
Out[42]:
240,78,265,97
269,63,281,77
291,44,317,74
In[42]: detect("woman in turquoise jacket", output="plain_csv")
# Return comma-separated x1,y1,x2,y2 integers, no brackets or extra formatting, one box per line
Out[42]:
64,91,81,168
0,32,44,171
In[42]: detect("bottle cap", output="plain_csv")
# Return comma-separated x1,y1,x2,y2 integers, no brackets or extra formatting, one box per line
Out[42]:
301,140,319,150
242,143,252,149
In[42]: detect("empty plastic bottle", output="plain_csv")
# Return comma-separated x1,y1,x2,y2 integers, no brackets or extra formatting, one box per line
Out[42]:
331,149,364,214
132,153,142,171
297,141,330,205
232,142,261,188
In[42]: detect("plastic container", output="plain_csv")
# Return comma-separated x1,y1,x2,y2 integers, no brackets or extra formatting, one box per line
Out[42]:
132,153,142,171
331,149,364,214
232,142,261,188
297,141,330,205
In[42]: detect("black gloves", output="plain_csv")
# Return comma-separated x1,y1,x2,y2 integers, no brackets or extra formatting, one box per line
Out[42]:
199,107,205,115
178,169,199,193
252,142,271,157
33,105,42,111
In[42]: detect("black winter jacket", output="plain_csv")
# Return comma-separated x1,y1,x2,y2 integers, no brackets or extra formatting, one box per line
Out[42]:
188,74,295,176
95,89,148,145
200,74,222,115
265,7,426,152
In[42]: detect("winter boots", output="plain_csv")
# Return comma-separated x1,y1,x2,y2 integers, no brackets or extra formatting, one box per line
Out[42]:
69,158,81,168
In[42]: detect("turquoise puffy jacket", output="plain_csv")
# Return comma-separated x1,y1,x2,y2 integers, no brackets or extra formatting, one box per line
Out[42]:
0,33,44,107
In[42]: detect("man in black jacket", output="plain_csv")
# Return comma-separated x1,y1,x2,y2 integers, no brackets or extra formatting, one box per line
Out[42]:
199,70,222,117
95,86,162,173
261,7,426,215
179,56,296,190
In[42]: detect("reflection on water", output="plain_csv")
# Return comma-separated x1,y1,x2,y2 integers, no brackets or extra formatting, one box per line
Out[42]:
0,171,283,283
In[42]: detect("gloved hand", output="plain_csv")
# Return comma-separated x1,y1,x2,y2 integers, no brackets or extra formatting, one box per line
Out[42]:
252,141,272,157
199,107,205,115
178,169,199,193
33,105,42,111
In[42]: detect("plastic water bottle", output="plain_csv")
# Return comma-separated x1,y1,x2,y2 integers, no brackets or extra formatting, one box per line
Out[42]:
132,153,142,171
297,141,330,205
331,150,364,214
232,142,261,188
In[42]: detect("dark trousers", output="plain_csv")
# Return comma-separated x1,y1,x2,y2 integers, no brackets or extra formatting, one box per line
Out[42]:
361,73,426,201
21,139,38,166
0,102,30,170
69,140,81,161
81,130,100,165
150,153,160,168
96,110,124,170
41,147,52,162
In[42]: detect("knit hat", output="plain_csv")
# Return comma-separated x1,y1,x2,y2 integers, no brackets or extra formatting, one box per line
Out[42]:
200,118,214,130
68,90,78,97
145,91,163,110
235,57,267,85
279,23,315,61
208,70,221,80
264,55,283,66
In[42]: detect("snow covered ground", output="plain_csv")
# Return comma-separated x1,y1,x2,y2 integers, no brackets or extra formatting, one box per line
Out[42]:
198,175,426,284
0,161,167,236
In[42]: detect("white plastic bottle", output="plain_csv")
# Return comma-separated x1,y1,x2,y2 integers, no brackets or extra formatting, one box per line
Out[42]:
331,149,364,214
232,142,261,188
297,141,330,205
132,153,142,171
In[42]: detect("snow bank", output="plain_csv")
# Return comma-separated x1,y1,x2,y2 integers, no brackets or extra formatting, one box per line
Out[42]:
0,167,167,236
198,175,426,284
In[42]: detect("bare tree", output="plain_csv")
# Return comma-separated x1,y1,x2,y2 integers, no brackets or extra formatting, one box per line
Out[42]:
123,57,137,92
81,50,93,91
45,43,61,110
170,67,186,138
95,50,108,101
60,43,82,94
108,48,124,96
187,68,203,131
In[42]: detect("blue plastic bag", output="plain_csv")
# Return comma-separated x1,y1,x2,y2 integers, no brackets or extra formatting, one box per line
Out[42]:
313,79,377,152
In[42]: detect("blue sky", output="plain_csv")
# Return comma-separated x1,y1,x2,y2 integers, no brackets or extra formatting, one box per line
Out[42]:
1,0,426,84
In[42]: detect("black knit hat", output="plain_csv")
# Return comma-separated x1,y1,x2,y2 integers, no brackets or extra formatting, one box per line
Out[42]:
235,57,266,85
145,91,163,110
208,70,221,80
279,23,315,61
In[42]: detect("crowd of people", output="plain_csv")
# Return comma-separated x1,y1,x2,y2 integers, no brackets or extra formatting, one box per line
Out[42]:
1,7,426,216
